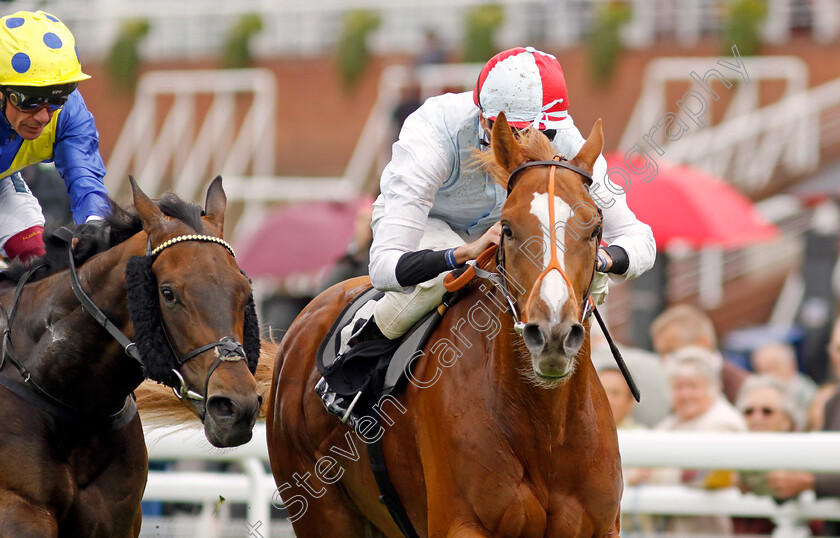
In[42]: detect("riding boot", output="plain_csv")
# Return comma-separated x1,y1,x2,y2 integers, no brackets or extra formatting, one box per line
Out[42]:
338,312,386,356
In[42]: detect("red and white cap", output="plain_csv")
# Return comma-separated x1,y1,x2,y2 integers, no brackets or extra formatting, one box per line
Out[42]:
473,46,569,130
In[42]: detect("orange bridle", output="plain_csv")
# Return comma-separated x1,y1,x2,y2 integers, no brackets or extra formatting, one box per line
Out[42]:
520,155,577,323
442,155,601,333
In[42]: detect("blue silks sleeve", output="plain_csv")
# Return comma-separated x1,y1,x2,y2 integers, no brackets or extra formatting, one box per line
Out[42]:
53,91,110,224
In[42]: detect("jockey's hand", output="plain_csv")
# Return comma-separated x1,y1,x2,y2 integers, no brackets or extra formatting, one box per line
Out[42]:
453,222,502,265
72,219,111,264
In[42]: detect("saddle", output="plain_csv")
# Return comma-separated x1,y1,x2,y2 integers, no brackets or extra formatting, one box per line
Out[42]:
315,286,450,428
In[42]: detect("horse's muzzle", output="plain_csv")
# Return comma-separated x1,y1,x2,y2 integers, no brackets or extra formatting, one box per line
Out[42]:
203,392,262,447
522,321,585,378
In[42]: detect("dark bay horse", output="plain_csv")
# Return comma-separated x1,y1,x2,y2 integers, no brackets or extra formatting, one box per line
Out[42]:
0,177,262,537
267,113,623,537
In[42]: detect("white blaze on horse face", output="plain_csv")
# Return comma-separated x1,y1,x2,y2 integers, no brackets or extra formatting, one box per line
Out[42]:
530,192,572,322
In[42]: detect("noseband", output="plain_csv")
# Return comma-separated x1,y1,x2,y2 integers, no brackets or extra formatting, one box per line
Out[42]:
488,155,601,332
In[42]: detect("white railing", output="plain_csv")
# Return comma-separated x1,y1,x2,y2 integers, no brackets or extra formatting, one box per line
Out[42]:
103,63,481,245
4,0,836,62
105,69,276,205
619,55,819,196
223,62,482,244
143,425,840,537
659,76,840,197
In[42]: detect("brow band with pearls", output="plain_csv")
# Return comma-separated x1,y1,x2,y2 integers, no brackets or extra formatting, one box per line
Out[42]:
149,234,236,259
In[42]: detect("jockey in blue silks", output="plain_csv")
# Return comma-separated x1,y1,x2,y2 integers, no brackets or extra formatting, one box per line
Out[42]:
0,10,110,262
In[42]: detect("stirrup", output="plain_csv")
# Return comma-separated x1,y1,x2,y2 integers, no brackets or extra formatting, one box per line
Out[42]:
314,377,362,426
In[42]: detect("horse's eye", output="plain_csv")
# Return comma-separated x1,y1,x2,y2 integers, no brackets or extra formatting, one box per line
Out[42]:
591,225,602,240
161,287,176,303
502,223,513,238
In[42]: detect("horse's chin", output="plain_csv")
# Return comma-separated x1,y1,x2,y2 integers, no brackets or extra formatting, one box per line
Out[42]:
528,354,577,387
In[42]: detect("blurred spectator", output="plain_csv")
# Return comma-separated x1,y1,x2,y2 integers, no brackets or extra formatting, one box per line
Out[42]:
320,200,374,290
761,318,840,536
733,375,813,535
413,29,446,66
650,304,749,404
738,375,802,433
807,383,837,431
392,80,423,138
751,341,818,413
596,359,643,430
591,323,670,427
827,316,840,381
652,346,746,535
595,359,655,534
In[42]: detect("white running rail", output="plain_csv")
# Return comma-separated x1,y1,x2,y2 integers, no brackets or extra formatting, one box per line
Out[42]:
143,426,840,537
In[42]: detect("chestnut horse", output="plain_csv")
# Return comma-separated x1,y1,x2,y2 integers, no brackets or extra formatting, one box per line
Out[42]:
267,113,622,537
0,177,261,537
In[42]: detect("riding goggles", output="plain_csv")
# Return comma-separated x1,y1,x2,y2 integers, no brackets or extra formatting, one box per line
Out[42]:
485,119,557,141
3,86,74,112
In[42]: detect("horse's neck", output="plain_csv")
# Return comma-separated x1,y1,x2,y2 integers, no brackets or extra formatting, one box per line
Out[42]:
23,241,142,412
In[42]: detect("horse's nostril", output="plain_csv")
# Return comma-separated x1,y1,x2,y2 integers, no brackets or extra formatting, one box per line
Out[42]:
257,394,264,407
522,323,546,351
207,396,237,420
564,323,585,355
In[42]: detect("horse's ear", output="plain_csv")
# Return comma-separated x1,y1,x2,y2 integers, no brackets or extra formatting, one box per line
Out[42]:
130,175,165,232
204,176,226,232
491,112,526,182
569,118,604,174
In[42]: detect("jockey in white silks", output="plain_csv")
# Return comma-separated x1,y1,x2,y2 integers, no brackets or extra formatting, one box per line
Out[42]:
366,46,656,340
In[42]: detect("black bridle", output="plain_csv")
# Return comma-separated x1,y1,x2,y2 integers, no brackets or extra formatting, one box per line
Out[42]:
66,229,248,409
138,234,247,405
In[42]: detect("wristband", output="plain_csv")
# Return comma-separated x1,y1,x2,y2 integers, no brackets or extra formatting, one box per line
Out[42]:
596,251,609,272
445,248,462,269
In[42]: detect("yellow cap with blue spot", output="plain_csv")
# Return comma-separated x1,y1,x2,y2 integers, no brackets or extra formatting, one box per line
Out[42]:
0,11,90,87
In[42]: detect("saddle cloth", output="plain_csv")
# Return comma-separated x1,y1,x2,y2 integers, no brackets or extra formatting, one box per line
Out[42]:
315,286,444,414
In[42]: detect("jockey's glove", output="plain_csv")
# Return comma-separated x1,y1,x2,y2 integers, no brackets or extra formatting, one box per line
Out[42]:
72,219,111,264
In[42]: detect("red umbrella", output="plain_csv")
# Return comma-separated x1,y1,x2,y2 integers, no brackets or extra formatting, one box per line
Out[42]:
235,197,372,280
604,154,778,250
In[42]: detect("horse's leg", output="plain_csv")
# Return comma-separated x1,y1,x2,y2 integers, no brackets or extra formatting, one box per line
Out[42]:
602,513,620,537
276,452,374,538
0,492,58,538
127,506,142,537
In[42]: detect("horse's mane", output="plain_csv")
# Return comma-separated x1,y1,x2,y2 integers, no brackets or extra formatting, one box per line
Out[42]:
472,129,556,188
1,192,205,283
